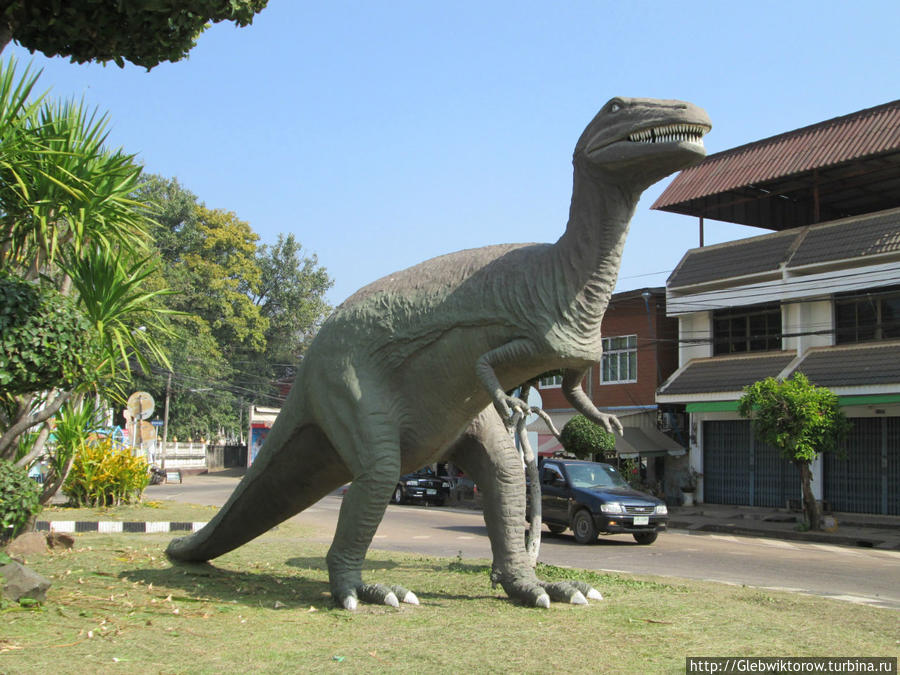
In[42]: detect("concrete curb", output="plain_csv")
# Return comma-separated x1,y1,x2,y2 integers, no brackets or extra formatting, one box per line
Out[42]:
35,521,208,534
668,521,900,550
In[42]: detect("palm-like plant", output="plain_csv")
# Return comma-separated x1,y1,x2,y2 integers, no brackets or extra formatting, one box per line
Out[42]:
0,58,175,497
63,245,176,384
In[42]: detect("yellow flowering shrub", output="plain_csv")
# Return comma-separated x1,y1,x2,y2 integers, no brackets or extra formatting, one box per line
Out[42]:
63,438,150,507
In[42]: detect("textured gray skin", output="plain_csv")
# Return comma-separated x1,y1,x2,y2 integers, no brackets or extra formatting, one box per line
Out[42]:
167,97,711,610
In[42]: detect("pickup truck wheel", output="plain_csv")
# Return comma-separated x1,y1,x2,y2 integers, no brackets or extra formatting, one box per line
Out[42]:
392,486,405,505
572,510,597,544
633,531,658,545
546,524,566,535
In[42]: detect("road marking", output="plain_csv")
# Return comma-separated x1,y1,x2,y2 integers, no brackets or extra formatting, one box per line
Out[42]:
708,535,740,543
412,535,431,540
456,536,474,540
756,539,798,549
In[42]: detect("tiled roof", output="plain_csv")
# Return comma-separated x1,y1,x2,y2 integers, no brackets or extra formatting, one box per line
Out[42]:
790,209,900,267
790,343,900,388
658,353,797,396
668,207,900,289
668,229,800,288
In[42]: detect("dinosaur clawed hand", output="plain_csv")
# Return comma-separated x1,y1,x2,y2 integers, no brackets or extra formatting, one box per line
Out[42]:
493,393,531,427
338,583,420,611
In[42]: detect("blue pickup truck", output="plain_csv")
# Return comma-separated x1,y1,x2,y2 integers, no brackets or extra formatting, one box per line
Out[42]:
537,458,668,544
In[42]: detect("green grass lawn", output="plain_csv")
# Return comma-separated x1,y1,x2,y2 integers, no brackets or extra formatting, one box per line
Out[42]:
39,501,220,524
3,518,897,674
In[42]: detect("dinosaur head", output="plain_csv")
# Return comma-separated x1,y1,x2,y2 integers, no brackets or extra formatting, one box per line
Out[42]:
574,97,711,190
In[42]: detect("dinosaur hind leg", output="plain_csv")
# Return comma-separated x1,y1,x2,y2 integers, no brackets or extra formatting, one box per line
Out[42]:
166,424,350,563
319,400,414,610
447,407,601,607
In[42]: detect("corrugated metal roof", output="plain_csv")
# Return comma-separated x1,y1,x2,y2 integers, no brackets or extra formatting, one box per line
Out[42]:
653,100,900,210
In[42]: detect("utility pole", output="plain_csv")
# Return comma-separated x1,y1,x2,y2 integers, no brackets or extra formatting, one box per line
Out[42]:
161,372,172,470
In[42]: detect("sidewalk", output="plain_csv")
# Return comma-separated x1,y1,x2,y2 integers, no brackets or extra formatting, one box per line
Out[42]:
666,503,900,550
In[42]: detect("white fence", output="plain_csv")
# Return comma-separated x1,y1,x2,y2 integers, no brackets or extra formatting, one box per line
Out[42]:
147,441,208,470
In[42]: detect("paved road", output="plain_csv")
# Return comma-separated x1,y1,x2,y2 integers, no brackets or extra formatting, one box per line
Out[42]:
147,479,900,610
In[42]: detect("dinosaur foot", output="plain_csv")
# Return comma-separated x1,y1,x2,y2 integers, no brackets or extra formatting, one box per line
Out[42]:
502,577,602,608
540,580,602,605
339,583,420,611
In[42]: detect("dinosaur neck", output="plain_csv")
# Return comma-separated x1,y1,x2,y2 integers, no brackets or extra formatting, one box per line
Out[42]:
547,164,640,337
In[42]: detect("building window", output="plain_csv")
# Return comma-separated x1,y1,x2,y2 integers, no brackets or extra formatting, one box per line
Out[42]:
713,303,781,355
538,372,563,388
601,335,637,384
835,286,900,344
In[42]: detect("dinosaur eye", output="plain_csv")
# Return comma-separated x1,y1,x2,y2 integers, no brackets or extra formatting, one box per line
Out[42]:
610,102,622,113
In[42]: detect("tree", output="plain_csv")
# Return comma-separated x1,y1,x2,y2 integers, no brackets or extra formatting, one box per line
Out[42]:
172,204,268,355
0,59,172,499
738,373,850,531
560,414,616,460
244,233,332,396
131,176,333,431
0,1,268,69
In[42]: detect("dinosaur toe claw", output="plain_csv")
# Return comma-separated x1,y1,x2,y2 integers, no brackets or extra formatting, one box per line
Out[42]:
570,591,588,605
535,593,550,609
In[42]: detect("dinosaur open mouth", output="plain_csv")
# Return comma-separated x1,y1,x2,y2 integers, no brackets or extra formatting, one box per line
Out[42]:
628,124,708,147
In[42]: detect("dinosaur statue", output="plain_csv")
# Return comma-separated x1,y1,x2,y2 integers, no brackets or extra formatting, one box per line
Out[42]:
167,97,711,610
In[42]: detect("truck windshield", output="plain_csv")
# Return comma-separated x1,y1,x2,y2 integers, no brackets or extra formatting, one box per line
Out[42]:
565,463,629,489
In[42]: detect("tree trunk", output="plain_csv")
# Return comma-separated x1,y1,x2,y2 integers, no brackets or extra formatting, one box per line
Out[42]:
14,424,51,469
37,450,76,507
0,390,71,458
0,25,11,54
797,460,821,530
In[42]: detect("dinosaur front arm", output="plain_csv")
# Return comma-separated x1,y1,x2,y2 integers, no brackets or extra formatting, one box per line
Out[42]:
475,338,539,424
562,367,624,434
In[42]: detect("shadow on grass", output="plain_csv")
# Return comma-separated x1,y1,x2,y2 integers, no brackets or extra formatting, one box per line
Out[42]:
117,553,424,611
119,561,334,610
284,556,400,572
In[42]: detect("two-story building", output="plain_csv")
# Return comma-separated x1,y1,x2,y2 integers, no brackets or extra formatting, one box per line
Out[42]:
654,100,900,515
530,287,687,500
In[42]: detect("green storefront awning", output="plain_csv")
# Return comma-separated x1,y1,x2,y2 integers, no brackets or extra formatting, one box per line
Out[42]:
686,393,900,413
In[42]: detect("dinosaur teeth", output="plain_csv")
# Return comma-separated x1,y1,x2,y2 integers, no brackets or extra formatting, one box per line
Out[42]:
628,123,707,146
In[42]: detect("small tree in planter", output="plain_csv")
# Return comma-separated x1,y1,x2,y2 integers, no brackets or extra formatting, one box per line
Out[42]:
559,414,616,460
738,373,850,531
0,459,41,542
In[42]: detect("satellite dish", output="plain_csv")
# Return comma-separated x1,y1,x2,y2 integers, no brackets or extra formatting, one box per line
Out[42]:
127,391,155,420
525,387,543,425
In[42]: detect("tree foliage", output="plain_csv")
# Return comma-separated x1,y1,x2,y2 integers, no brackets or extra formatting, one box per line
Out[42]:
738,373,850,529
0,58,172,485
0,274,96,396
0,458,40,540
560,414,616,460
128,175,333,441
1,1,268,69
738,373,849,464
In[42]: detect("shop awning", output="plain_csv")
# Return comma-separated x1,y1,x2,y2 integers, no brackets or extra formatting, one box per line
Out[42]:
615,427,687,459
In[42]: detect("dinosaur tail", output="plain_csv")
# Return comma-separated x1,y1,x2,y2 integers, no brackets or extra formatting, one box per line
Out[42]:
166,406,350,563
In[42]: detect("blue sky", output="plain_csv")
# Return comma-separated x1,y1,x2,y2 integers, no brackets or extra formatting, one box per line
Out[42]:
7,1,900,305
